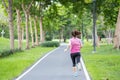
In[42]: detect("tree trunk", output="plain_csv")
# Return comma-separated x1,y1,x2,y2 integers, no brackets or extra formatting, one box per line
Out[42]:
22,2,33,49
34,17,39,45
95,27,99,47
22,27,24,41
8,0,14,51
59,29,62,43
39,17,44,42
114,9,120,49
42,30,45,42
61,27,64,42
25,11,29,49
29,16,35,47
16,9,22,50
96,34,99,47
92,28,99,47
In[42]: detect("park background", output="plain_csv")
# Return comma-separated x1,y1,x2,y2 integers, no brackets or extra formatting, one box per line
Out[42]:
0,0,120,80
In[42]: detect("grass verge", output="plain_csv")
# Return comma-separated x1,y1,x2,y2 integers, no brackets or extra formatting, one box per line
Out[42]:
81,42,120,80
0,37,26,51
0,46,55,80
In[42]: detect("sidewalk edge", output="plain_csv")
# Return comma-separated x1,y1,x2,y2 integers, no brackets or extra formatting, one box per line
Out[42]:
15,47,60,80
81,57,92,80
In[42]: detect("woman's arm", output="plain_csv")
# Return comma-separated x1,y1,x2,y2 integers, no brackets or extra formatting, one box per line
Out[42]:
64,40,71,52
64,44,70,52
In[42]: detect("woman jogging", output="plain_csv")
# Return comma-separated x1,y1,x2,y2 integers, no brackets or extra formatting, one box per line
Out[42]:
64,30,83,76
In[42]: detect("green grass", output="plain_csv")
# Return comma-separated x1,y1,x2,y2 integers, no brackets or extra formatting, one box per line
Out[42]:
0,46,55,80
0,38,10,51
0,37,26,51
81,42,120,80
0,37,55,80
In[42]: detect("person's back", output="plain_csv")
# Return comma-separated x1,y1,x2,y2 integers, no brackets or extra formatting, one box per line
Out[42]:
70,37,81,53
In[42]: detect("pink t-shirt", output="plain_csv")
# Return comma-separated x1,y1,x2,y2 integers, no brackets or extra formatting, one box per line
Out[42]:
69,37,82,54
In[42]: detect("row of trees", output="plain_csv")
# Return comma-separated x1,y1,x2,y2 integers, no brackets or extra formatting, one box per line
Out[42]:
0,0,120,51
1,0,57,50
58,0,120,49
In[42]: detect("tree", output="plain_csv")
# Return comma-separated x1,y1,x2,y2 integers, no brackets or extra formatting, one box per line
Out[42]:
29,3,39,46
22,0,33,49
114,9,120,49
13,0,23,50
99,0,120,49
38,0,51,42
29,16,35,47
39,1,44,42
34,16,39,45
2,0,14,51
16,9,22,50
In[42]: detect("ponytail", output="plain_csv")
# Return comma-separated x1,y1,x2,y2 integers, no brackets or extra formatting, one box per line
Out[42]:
72,30,81,37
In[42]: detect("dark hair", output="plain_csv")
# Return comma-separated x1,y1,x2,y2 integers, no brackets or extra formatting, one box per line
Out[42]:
71,30,81,37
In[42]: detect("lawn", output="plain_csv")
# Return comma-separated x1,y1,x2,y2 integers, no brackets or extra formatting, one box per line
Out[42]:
0,37,26,51
81,42,120,80
0,37,55,80
0,46,55,80
0,38,10,51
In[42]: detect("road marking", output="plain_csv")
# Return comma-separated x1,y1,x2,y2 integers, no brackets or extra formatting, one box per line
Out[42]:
81,57,91,80
15,47,59,80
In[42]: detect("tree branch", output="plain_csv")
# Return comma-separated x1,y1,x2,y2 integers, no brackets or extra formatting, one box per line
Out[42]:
21,3,25,13
2,0,8,12
28,0,34,10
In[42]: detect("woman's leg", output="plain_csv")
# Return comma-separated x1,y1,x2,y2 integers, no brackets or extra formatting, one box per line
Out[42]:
70,54,77,72
76,52,81,70
76,56,80,63
76,52,81,63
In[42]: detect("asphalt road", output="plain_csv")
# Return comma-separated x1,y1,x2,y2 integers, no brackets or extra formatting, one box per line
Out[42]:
15,44,87,80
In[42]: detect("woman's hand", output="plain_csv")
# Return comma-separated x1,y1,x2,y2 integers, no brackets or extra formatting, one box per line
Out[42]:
64,49,67,52
64,44,70,52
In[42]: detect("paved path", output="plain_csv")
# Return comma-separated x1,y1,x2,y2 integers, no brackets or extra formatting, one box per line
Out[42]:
15,44,87,80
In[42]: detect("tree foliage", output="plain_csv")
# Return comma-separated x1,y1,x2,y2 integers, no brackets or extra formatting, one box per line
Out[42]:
0,0,120,50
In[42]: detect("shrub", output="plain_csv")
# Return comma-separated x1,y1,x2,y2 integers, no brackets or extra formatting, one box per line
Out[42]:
45,35,52,41
0,49,23,57
40,41,60,47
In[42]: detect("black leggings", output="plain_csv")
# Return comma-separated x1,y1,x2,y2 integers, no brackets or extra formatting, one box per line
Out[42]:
70,52,81,67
